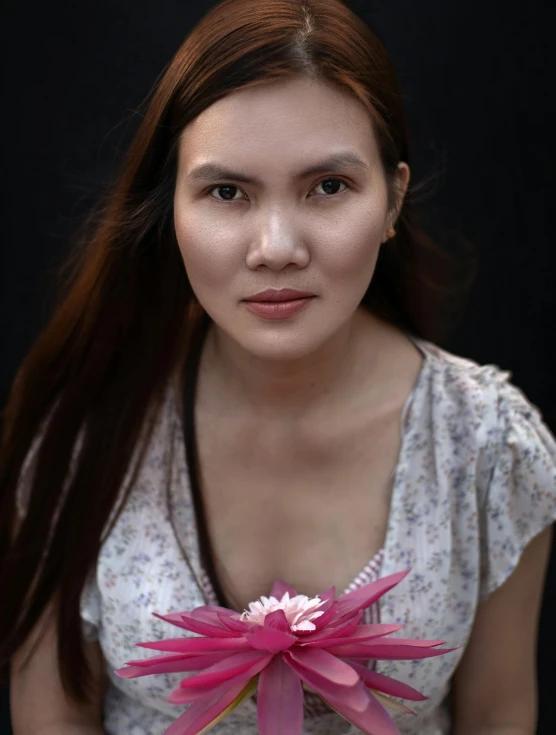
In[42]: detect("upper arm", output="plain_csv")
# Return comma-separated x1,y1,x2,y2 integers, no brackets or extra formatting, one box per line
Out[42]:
10,600,106,733
451,524,553,732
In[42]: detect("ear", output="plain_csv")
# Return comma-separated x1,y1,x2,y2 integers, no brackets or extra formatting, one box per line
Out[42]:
382,162,410,243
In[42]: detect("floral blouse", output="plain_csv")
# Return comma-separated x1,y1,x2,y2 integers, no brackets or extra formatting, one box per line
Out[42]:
16,337,556,735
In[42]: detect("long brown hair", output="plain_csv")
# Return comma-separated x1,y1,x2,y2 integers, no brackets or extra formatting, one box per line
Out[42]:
0,0,475,705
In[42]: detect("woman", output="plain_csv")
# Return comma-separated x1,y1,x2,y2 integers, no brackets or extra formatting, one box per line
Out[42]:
2,0,555,733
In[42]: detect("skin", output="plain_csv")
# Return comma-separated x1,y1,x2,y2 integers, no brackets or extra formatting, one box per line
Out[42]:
173,75,411,417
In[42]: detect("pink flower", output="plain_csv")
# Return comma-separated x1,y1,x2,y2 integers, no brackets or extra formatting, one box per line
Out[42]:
115,570,457,735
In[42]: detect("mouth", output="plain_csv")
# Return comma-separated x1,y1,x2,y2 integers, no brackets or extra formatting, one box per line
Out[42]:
242,293,315,320
243,288,316,303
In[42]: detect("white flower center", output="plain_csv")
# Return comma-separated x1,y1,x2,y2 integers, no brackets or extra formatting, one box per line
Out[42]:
240,592,326,632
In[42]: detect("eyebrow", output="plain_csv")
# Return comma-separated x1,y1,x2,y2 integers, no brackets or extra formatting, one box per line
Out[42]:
188,152,368,185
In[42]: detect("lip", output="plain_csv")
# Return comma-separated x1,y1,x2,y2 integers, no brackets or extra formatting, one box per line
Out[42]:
243,288,316,303
243,297,314,320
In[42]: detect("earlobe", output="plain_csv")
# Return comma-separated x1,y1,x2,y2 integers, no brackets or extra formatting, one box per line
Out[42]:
384,162,410,241
397,161,411,199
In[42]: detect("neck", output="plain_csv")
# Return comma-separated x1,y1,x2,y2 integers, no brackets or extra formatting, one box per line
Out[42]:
198,309,392,420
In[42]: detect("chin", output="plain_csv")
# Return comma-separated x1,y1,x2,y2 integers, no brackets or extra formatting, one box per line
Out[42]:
224,324,341,363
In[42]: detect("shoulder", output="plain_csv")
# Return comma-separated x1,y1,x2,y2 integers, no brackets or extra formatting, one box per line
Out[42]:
410,338,556,505
415,338,549,442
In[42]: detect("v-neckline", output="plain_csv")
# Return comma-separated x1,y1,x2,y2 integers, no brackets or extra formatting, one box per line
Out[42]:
191,333,432,609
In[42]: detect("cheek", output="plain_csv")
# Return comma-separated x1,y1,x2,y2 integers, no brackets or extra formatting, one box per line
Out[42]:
317,209,384,281
174,209,242,289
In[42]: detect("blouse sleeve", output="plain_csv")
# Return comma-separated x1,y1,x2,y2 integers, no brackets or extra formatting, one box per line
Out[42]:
479,374,556,602
14,414,101,643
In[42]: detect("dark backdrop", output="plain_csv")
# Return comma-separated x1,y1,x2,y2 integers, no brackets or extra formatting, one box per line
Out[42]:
2,1,555,732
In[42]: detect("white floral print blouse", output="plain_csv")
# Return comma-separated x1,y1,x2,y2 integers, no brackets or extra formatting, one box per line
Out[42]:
16,337,556,735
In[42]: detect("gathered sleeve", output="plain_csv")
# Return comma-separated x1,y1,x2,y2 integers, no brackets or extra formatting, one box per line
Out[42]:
478,374,556,602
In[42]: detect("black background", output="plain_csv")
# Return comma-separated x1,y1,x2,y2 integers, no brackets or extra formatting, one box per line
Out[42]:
2,1,555,732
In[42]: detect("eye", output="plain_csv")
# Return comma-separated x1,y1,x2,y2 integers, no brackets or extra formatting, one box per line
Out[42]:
311,178,350,197
208,184,246,202
207,177,350,203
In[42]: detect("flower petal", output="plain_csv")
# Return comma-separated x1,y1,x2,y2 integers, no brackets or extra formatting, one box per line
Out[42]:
263,609,290,632
168,665,262,705
319,686,402,735
153,611,234,637
218,613,252,634
270,580,298,599
325,642,458,660
334,570,410,616
304,623,404,647
284,649,369,714
179,650,273,691
181,613,244,638
348,662,427,701
257,655,304,735
287,647,359,687
369,690,416,715
314,585,336,612
246,625,297,652
308,601,346,631
300,611,364,643
285,653,369,714
190,605,239,622
309,574,409,632
137,637,250,654
163,677,257,735
115,652,232,679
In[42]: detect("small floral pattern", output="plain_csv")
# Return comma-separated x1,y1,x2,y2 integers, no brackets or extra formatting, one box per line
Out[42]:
18,337,556,734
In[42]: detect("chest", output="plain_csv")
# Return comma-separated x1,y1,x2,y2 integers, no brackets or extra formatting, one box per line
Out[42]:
195,405,404,612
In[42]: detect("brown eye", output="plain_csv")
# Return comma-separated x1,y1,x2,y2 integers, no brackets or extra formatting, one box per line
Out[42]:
209,184,244,201
312,179,349,196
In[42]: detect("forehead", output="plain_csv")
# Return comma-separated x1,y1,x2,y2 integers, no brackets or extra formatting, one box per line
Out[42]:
177,76,380,172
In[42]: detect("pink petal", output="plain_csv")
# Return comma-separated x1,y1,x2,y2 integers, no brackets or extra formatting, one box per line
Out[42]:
218,613,252,634
370,689,416,716
325,642,457,660
180,613,244,638
190,605,239,621
304,623,404,647
314,585,336,611
310,573,410,632
263,609,290,632
311,603,367,631
285,652,369,714
153,611,233,637
334,570,410,616
257,655,304,735
163,678,257,735
114,652,232,678
186,605,241,628
136,637,249,654
362,637,446,647
153,611,206,632
126,652,199,667
153,607,234,632
349,662,427,701
309,601,344,630
168,668,259,705
179,650,273,691
270,580,298,599
246,625,296,653
300,611,365,643
288,647,359,687
323,686,402,735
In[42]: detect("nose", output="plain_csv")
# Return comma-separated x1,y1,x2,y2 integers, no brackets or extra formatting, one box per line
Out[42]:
245,208,310,271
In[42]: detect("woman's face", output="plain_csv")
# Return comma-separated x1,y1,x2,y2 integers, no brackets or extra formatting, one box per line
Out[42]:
174,76,408,362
